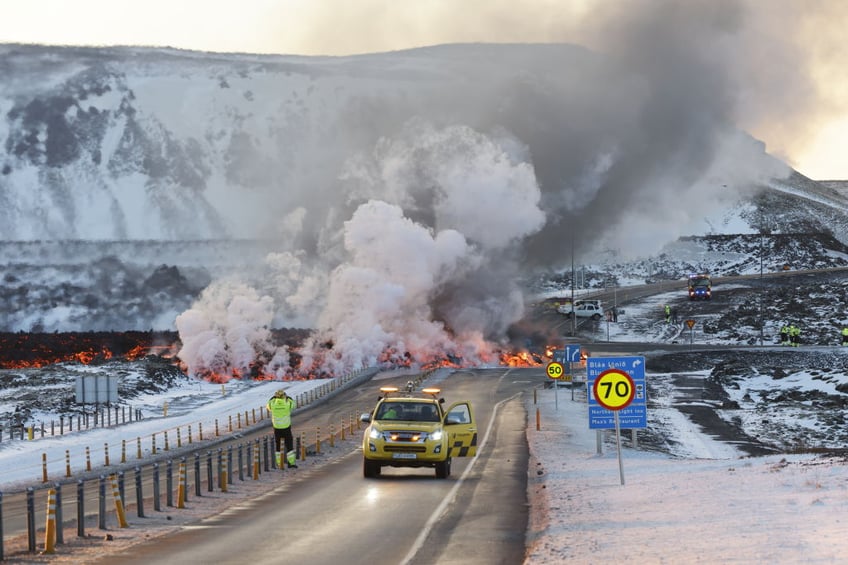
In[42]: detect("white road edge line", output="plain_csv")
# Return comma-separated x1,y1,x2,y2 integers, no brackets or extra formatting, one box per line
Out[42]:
400,370,520,565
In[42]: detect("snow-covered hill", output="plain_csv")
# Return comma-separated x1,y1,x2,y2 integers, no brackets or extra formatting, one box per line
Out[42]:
2,42,846,378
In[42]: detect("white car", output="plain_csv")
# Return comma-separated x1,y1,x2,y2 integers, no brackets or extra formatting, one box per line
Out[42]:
557,300,604,320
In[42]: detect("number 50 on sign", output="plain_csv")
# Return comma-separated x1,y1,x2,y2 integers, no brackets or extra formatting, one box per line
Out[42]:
546,361,564,379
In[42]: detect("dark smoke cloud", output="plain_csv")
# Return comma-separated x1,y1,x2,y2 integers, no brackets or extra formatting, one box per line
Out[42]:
171,3,821,375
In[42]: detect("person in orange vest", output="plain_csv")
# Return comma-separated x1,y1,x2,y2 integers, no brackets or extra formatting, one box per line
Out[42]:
267,389,298,468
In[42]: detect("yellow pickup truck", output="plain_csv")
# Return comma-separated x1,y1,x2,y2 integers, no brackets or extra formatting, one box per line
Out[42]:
360,385,477,479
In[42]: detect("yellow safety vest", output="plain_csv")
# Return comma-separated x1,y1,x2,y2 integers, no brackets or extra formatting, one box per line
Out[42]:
267,397,295,429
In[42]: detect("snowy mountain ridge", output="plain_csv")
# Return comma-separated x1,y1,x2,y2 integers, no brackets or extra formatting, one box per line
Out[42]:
2,42,846,377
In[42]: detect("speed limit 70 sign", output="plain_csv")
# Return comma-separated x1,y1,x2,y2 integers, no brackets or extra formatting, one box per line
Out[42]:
587,356,647,429
592,369,635,410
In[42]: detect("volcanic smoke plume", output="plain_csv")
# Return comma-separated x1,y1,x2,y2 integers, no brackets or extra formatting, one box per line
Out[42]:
174,10,790,378
6,2,819,378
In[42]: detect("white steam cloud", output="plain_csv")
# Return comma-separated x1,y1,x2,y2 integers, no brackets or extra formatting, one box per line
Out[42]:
174,2,803,378
177,122,546,377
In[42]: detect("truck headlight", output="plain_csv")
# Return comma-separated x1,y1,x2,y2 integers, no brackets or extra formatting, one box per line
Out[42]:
369,428,382,439
430,429,443,441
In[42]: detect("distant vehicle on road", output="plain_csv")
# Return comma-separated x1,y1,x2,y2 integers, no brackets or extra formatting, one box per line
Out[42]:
557,299,604,320
687,274,712,300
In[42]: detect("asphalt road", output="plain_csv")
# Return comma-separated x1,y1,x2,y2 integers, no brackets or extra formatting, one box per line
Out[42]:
89,368,537,565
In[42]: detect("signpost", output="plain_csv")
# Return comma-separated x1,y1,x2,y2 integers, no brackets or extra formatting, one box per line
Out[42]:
686,319,696,345
546,361,564,409
587,356,647,486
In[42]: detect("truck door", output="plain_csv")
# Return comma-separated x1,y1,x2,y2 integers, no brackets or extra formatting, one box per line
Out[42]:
444,401,477,457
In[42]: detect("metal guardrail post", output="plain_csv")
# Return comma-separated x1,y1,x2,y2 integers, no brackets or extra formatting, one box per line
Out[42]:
206,451,213,492
166,460,174,507
77,480,85,537
181,457,189,503
238,443,244,481
26,487,35,552
252,439,260,480
263,436,270,472
135,467,144,518
98,475,106,530
227,446,234,485
194,453,202,497
55,482,64,545
153,463,161,512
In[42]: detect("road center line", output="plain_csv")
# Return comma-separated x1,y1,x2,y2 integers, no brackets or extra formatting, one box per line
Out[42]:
401,370,520,565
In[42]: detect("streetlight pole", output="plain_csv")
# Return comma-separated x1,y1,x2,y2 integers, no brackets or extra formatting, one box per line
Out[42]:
759,230,765,345
571,237,576,337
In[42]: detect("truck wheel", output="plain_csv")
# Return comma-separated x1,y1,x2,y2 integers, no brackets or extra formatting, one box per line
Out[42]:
591,313,601,320
363,459,381,478
435,458,451,479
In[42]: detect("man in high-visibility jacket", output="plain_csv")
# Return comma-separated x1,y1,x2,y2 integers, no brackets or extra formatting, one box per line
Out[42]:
267,389,297,468
841,327,848,346
779,325,790,345
790,324,801,347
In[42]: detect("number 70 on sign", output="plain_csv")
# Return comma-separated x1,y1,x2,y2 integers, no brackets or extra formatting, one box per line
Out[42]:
592,369,636,410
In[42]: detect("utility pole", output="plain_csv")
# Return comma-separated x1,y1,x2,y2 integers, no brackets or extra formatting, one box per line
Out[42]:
571,237,576,337
759,230,768,346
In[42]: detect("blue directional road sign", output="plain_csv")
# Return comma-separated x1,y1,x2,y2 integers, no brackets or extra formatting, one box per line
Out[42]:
565,344,581,363
552,349,566,365
587,356,647,429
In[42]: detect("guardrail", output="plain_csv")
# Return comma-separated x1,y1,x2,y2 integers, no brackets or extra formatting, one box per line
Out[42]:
0,366,399,559
2,406,144,443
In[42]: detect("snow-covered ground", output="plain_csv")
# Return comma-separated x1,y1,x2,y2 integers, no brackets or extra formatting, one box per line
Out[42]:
524,388,848,563
0,377,335,491
2,345,847,563
3,275,848,562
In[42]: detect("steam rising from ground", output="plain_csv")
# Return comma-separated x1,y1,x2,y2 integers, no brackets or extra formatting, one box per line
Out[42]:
179,5,802,377
178,123,546,377
180,4,799,376
4,3,807,377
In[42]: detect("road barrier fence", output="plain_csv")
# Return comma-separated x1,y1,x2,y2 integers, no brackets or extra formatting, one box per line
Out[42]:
0,366,417,558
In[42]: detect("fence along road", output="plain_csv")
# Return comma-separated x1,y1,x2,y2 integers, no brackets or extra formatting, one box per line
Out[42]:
0,369,379,558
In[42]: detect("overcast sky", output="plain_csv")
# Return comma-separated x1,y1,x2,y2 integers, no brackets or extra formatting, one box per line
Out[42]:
1,0,846,180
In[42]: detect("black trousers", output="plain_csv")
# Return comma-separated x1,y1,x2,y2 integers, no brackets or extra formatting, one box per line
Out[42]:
274,426,294,454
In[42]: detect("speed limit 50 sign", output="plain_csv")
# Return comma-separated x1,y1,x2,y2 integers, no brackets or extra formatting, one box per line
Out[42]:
587,356,647,429
546,361,564,379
